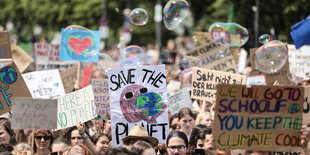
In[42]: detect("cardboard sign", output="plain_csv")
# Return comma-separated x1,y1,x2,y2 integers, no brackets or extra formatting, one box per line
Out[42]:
250,48,292,85
57,85,96,129
168,88,192,115
288,45,310,78
0,31,12,59
35,43,75,71
0,62,31,115
60,29,100,62
89,79,110,120
60,64,78,94
193,32,211,48
108,65,169,146
187,41,238,73
11,97,58,129
303,87,310,125
246,75,267,88
22,70,66,99
11,45,34,73
191,67,246,103
213,84,304,151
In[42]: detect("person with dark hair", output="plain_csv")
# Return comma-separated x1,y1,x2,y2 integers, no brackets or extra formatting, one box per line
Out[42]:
62,126,84,146
169,114,180,131
91,132,110,155
28,130,54,155
188,124,214,154
51,138,70,155
130,141,156,155
105,146,138,155
178,107,195,140
0,118,16,145
166,131,188,155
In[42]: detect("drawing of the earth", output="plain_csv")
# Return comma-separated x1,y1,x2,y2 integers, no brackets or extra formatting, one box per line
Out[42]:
135,92,162,116
0,66,17,85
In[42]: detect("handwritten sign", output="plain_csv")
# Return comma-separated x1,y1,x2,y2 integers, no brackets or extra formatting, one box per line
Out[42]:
303,87,310,125
35,43,75,71
0,62,31,115
57,85,96,129
187,41,238,73
22,70,65,99
11,97,58,129
193,32,211,48
89,79,110,120
60,29,100,62
0,31,12,59
246,75,267,88
288,45,310,79
213,84,304,151
191,67,246,103
108,65,169,146
168,88,192,115
60,64,78,94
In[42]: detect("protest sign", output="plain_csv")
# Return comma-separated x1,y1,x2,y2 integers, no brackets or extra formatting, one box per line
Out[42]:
57,85,96,129
11,44,34,73
168,88,192,115
22,70,65,99
250,48,292,85
35,43,75,71
187,41,238,73
193,32,211,47
60,29,100,62
60,63,78,94
167,80,181,94
288,45,310,79
246,75,267,88
303,87,310,125
89,79,110,120
82,65,92,88
108,65,169,146
213,84,304,151
191,67,246,103
11,97,58,129
0,31,12,59
0,62,31,115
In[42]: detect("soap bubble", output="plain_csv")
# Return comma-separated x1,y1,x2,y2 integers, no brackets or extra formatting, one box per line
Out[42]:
163,0,189,30
209,22,249,47
129,8,148,26
258,34,270,44
255,40,288,73
120,45,144,66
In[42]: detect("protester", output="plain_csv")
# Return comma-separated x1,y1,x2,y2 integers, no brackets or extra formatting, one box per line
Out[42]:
166,131,188,155
188,124,214,154
169,114,180,131
63,127,84,146
103,119,111,139
0,118,16,145
105,146,138,155
122,125,159,147
62,143,90,155
178,107,195,140
130,141,157,155
12,143,33,154
91,132,110,155
195,112,213,127
51,138,70,155
28,130,54,155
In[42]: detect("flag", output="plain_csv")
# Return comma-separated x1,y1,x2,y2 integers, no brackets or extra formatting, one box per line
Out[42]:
290,15,310,49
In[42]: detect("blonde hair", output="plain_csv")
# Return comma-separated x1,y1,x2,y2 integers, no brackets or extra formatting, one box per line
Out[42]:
195,112,212,126
12,143,33,153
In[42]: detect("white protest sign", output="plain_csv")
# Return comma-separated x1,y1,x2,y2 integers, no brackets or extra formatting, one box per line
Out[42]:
57,85,96,129
246,75,267,88
89,79,110,120
288,45,310,79
168,88,192,115
22,70,66,99
108,65,169,146
11,97,58,129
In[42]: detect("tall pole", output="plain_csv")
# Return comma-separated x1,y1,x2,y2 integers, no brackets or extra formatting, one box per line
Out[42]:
155,0,162,51
254,0,259,47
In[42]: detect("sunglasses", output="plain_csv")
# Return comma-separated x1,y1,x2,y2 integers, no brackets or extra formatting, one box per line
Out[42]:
51,151,63,155
155,149,167,155
35,136,51,141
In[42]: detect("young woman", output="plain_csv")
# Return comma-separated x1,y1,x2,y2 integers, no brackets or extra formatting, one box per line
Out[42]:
166,131,188,155
91,132,110,155
28,130,54,155
0,118,15,145
130,141,156,155
178,107,195,140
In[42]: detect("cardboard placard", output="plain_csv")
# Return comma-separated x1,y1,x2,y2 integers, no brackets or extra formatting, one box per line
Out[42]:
303,87,310,125
214,84,304,151
168,88,192,115
0,62,31,115
187,42,238,73
250,48,292,85
11,97,58,129
57,85,96,129
108,65,169,146
246,75,267,88
22,70,65,99
193,32,211,48
35,43,75,71
0,31,12,59
288,45,310,78
89,79,110,120
11,45,34,73
191,67,246,103
60,64,78,94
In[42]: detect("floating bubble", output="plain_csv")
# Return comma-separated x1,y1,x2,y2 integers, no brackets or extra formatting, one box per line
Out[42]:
163,0,189,30
64,25,89,30
129,8,148,26
258,34,270,44
255,40,288,73
120,45,144,66
209,22,249,47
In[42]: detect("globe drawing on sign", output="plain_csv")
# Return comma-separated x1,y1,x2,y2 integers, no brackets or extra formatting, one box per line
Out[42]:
0,66,17,85
135,92,163,117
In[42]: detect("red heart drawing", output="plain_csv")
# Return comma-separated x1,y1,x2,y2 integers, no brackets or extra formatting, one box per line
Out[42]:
68,37,92,56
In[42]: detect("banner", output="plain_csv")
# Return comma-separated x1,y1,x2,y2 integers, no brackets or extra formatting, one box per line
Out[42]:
246,75,267,88
191,67,246,103
0,31,12,59
213,84,304,151
89,79,110,120
57,85,96,129
60,64,78,94
22,70,65,99
168,88,192,115
0,62,31,115
11,97,58,129
108,65,169,146
60,29,100,62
